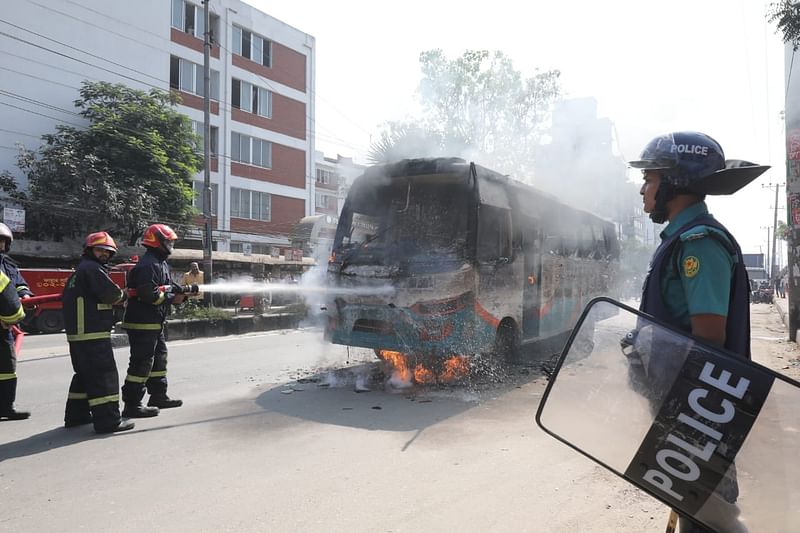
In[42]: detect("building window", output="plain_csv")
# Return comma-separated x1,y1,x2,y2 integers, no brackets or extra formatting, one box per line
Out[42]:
232,25,272,67
231,78,272,118
170,56,219,100
191,121,218,156
315,192,330,208
316,169,334,185
192,181,218,215
230,187,271,221
171,0,219,40
231,132,272,168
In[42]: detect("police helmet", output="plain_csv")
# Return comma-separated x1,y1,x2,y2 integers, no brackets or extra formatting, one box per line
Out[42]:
629,131,770,195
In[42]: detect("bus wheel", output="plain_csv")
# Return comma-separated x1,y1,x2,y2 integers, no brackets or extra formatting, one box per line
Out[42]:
36,310,64,334
494,320,520,363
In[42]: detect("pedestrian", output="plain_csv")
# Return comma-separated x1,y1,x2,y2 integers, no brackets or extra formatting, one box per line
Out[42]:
120,224,197,417
0,222,33,421
632,131,769,533
181,262,204,303
62,232,134,433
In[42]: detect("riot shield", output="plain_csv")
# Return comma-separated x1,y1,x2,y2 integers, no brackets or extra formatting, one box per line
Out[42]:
536,297,800,532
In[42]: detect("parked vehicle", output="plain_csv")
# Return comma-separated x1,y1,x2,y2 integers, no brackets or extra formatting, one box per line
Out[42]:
20,264,134,333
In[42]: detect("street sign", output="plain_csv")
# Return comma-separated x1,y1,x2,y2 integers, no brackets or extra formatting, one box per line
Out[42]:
3,208,25,232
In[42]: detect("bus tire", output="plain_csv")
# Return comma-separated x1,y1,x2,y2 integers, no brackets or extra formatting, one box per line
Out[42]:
36,310,64,334
494,320,521,363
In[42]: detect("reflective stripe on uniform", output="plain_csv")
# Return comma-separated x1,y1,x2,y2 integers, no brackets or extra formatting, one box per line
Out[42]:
0,372,17,381
16,285,30,294
0,272,10,292
67,332,111,342
125,374,148,383
97,303,113,311
121,322,162,330
67,392,88,400
154,291,166,305
0,305,25,324
68,296,113,342
149,370,167,378
88,394,119,407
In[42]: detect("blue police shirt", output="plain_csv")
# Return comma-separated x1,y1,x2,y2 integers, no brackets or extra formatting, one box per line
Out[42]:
658,202,736,330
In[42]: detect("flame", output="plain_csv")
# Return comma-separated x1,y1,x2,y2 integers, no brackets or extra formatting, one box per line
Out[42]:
439,355,470,383
379,350,412,382
413,364,436,384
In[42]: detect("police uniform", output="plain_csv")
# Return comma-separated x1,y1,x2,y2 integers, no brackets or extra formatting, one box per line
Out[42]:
121,247,179,410
640,202,750,533
640,202,751,359
62,254,126,431
0,254,32,419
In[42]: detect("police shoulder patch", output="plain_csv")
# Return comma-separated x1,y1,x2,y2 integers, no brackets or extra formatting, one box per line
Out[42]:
683,256,700,278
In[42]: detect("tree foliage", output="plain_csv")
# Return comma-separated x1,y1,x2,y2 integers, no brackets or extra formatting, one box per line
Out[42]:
769,1,800,49
369,49,562,178
777,219,790,240
1,81,201,244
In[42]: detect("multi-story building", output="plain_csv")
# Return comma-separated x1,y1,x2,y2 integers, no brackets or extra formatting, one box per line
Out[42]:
0,0,315,253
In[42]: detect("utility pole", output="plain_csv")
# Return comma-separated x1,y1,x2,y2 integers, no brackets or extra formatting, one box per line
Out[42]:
762,226,771,278
785,36,800,340
202,0,213,287
763,182,783,280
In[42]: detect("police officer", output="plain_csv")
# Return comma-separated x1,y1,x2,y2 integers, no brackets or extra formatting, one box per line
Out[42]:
631,131,769,533
0,223,33,421
62,232,134,433
121,224,197,417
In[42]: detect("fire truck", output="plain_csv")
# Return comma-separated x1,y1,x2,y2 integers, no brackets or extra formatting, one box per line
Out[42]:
19,264,134,334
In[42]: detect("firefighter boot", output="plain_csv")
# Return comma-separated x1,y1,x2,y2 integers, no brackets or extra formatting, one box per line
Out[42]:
121,403,159,418
64,415,93,428
0,379,30,420
147,394,183,409
0,407,31,421
95,419,135,434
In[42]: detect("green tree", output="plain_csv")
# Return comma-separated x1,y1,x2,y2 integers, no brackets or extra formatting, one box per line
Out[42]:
769,1,800,49
777,219,791,240
370,50,562,178
2,81,201,244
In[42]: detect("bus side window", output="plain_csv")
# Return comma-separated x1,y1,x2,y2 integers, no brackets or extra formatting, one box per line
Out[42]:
477,205,512,262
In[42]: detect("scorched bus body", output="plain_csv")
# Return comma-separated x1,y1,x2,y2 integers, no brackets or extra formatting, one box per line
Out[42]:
325,158,619,364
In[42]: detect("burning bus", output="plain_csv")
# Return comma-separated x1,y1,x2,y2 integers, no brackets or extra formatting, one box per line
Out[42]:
325,158,619,377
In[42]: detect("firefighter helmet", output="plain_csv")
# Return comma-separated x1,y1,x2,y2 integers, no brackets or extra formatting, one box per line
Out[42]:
0,222,13,252
84,231,118,254
142,223,178,254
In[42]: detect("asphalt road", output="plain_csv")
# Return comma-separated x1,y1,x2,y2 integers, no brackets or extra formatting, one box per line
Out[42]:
1,327,666,532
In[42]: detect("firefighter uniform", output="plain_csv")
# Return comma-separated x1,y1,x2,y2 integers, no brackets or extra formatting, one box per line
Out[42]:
0,254,32,420
121,247,181,411
62,253,128,432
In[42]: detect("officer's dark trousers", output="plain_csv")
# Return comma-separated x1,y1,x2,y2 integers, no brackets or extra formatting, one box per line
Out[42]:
65,339,121,431
0,333,18,412
121,329,168,405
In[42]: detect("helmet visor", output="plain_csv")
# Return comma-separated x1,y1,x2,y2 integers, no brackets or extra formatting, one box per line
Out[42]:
628,133,679,170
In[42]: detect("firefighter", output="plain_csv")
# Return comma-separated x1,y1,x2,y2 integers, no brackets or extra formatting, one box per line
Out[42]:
62,232,134,433
121,224,197,417
0,222,32,421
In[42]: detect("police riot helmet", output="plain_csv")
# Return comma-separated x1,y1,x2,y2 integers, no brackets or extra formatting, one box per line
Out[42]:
0,222,13,253
630,131,770,222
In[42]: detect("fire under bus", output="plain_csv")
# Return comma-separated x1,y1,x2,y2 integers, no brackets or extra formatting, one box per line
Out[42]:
325,158,620,374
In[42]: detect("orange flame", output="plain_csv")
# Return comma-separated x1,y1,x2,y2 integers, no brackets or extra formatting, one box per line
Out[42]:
439,355,470,383
413,364,436,384
379,350,412,382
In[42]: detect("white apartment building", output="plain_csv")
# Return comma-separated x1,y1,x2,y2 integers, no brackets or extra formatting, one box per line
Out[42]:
0,0,315,252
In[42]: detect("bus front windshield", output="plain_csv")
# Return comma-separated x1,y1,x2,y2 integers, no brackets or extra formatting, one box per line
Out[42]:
335,180,470,269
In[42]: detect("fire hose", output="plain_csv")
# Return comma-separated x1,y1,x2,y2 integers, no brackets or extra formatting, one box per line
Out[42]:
126,284,199,298
9,293,64,354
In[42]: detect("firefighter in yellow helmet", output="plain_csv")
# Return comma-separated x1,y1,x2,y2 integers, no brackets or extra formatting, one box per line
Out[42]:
0,222,33,421
120,224,197,417
62,232,134,433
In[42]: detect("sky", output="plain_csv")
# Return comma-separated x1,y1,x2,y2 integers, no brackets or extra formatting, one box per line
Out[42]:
252,0,789,258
